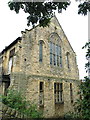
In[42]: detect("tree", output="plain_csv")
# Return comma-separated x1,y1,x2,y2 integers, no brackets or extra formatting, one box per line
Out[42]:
74,42,90,119
76,77,90,120
78,1,90,15
64,42,90,120
8,1,70,27
8,0,90,27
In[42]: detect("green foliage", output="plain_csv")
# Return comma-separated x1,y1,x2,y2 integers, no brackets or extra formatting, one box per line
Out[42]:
64,76,90,119
8,1,89,27
8,1,70,27
82,42,90,71
2,89,43,118
72,42,90,120
82,42,90,58
64,111,81,119
74,77,90,120
78,1,90,15
64,42,90,120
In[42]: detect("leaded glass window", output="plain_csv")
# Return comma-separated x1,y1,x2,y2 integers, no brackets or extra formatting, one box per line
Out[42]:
54,83,63,103
39,41,43,62
50,42,62,67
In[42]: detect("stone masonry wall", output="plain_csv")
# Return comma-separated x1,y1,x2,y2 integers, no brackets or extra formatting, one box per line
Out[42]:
10,73,80,118
20,17,79,80
0,16,80,118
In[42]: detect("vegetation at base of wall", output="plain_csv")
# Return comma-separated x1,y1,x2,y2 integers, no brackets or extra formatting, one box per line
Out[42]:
75,76,90,120
64,42,90,120
65,77,90,120
2,89,43,118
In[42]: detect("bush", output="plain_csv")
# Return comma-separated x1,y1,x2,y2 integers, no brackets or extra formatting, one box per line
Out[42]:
2,89,43,118
75,77,90,120
64,77,90,120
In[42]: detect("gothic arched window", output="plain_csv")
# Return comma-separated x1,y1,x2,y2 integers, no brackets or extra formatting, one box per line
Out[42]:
49,33,62,67
39,40,43,62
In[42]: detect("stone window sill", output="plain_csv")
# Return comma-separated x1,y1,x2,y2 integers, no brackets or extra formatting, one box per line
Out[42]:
55,101,64,104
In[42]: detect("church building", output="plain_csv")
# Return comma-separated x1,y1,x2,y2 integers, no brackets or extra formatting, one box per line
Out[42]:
0,16,80,118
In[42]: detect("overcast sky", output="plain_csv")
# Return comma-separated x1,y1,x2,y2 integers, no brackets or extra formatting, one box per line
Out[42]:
0,0,88,79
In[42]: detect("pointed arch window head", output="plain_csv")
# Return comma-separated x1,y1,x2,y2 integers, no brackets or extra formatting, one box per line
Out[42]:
39,40,44,62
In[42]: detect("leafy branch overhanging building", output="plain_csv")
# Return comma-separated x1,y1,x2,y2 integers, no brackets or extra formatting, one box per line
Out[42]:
0,16,80,118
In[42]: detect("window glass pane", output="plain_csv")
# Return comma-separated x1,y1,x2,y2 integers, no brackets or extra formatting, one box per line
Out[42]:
59,91,62,102
66,53,70,68
59,83,63,102
60,83,62,91
50,42,52,53
60,56,62,67
49,42,62,67
56,45,58,55
55,45,58,66
58,46,61,56
57,83,59,91
52,43,55,54
57,56,59,66
55,55,57,66
50,53,52,65
53,54,56,65
54,83,63,103
39,41,43,62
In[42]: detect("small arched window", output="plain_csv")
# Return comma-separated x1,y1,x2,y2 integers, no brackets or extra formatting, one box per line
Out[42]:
66,52,70,69
39,40,43,62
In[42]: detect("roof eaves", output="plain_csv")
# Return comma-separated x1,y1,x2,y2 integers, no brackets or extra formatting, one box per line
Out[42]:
0,37,22,55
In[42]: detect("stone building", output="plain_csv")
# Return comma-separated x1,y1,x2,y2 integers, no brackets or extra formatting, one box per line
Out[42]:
0,16,80,118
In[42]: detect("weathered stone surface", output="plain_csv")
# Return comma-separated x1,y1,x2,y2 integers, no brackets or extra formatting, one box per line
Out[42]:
0,16,80,118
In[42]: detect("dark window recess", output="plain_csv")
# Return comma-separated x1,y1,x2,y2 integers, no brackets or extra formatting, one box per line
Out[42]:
39,82,44,106
66,52,70,69
2,75,10,95
40,82,43,91
9,48,15,58
4,81,10,95
70,83,73,103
